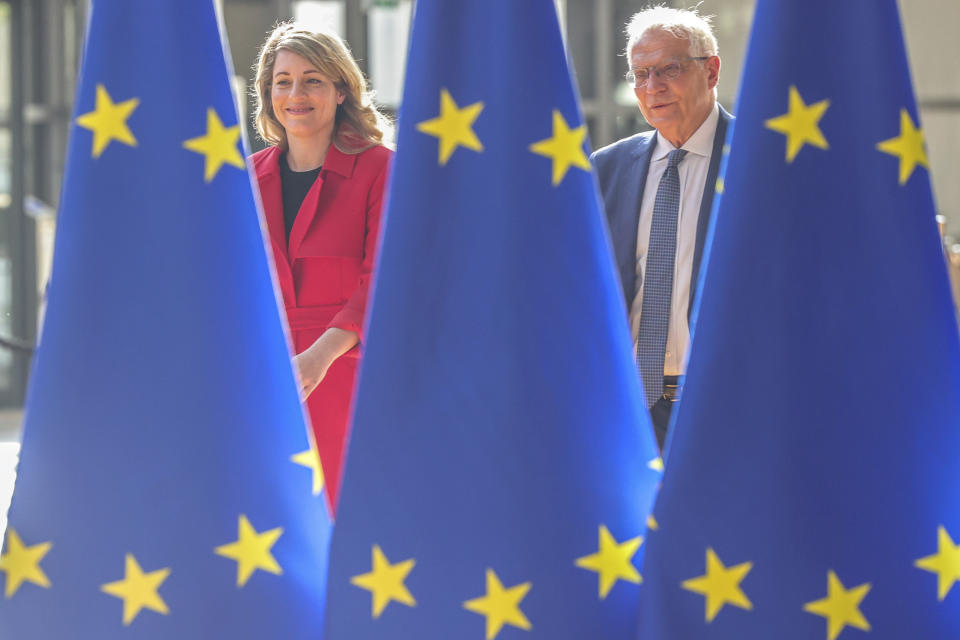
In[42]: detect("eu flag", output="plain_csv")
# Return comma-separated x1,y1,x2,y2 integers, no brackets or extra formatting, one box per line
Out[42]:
0,1,331,637
637,1,960,638
323,1,661,639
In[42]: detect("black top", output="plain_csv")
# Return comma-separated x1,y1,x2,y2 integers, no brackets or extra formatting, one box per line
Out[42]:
279,153,322,241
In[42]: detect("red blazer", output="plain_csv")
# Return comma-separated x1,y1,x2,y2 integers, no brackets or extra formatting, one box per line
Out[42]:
252,143,391,512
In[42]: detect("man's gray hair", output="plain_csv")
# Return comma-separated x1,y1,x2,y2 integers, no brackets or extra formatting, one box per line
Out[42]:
625,5,718,62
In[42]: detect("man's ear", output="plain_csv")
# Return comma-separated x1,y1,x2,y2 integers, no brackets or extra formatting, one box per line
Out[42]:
706,56,721,90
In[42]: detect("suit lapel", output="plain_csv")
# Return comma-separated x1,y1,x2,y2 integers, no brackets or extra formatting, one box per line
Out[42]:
257,148,290,265
287,145,358,260
613,133,656,306
287,173,324,260
254,147,297,307
688,106,731,317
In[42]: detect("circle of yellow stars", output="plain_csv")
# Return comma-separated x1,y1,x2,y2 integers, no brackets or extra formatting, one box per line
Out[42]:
658,522,960,639
74,84,244,182
344,454,668,636
6,82,947,638
0,445,323,625
5,502,959,637
416,87,589,187
348,524,645,638
764,84,929,186
6,76,325,617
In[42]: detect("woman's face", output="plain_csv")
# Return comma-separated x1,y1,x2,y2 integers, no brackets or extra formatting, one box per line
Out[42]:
271,49,344,145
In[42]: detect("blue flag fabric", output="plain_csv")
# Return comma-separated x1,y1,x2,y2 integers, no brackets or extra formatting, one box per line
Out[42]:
0,1,331,637
324,1,661,639
637,1,960,638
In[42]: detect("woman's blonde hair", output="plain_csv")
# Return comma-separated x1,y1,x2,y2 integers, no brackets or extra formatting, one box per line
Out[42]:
253,22,392,154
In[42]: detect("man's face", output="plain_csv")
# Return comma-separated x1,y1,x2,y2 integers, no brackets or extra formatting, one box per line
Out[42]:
630,30,720,146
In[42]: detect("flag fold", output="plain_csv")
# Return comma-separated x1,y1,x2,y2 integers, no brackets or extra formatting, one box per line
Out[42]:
0,1,331,637
638,1,960,638
324,2,661,639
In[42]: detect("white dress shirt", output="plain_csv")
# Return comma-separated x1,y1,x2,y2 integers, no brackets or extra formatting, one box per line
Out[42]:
630,102,719,376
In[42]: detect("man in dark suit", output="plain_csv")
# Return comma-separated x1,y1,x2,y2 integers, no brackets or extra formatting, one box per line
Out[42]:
591,7,732,449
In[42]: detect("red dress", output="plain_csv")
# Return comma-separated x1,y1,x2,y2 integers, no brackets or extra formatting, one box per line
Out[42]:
252,143,391,512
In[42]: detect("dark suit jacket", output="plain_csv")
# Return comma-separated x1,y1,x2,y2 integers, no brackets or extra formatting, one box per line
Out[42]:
590,105,732,319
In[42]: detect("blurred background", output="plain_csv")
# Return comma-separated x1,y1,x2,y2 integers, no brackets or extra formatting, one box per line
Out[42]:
0,0,958,531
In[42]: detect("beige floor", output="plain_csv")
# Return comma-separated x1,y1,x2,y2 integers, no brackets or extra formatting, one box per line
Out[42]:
0,410,23,540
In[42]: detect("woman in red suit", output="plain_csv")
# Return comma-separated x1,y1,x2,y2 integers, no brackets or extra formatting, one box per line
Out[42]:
251,23,392,512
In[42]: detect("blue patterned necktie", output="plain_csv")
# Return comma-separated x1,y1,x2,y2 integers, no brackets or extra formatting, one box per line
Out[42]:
638,148,687,407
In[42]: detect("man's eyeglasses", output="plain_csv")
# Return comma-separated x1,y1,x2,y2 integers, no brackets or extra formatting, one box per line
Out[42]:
626,57,709,88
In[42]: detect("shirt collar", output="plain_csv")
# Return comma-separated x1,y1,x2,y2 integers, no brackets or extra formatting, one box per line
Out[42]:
322,143,357,178
258,142,357,179
652,102,720,161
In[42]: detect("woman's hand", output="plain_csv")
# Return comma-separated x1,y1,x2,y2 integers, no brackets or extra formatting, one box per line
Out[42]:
293,348,332,398
293,327,360,399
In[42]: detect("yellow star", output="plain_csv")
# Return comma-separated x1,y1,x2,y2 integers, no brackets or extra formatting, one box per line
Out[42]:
214,514,283,587
915,525,960,601
575,525,642,598
291,438,325,496
647,456,664,472
100,554,171,625
350,544,416,618
529,110,591,186
682,547,753,622
182,107,245,182
647,514,659,531
0,529,52,598
416,89,484,165
463,569,532,640
75,84,139,158
877,108,929,185
803,570,871,640
717,144,730,194
765,85,830,163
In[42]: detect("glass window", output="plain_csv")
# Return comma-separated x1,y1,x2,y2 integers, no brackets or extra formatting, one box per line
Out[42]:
0,441,20,539
0,2,7,117
293,1,345,37
0,2,12,394
0,248,10,390
565,0,596,99
367,0,412,108
612,0,638,92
